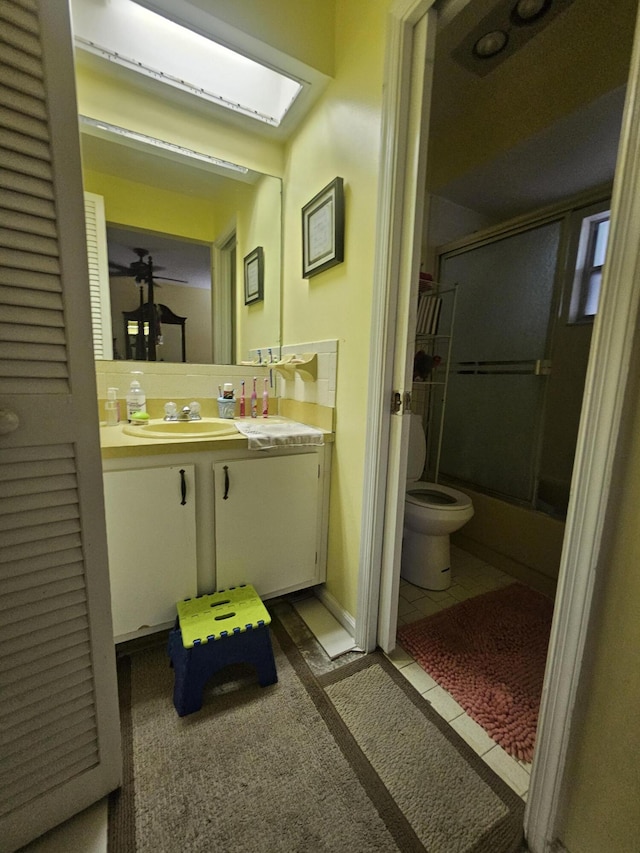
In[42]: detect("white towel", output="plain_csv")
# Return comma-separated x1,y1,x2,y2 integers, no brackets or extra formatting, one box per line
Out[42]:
234,420,324,450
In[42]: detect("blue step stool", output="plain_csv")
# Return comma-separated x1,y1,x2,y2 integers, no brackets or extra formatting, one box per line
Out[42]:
168,584,278,717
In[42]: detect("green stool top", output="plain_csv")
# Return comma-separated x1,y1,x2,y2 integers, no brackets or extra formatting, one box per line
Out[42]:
177,584,271,648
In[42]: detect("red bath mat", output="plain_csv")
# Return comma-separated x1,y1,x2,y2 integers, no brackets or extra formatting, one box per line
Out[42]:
397,583,554,762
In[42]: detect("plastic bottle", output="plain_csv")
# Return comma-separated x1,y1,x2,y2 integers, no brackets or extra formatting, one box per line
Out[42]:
126,374,146,422
105,387,120,426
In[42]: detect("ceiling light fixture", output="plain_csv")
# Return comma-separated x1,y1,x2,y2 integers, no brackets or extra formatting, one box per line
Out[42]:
79,115,249,174
512,0,552,25
474,30,509,59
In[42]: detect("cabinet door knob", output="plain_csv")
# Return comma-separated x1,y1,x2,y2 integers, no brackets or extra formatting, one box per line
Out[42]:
223,465,230,500
179,469,187,505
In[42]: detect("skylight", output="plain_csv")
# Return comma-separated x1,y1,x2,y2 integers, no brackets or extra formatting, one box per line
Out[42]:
71,0,303,126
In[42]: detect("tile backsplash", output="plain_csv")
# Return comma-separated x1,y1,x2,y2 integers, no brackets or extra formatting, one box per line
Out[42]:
250,339,338,408
96,339,337,409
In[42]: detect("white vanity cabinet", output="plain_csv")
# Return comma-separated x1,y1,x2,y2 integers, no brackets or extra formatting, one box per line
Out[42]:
213,452,322,596
101,442,330,641
102,464,197,640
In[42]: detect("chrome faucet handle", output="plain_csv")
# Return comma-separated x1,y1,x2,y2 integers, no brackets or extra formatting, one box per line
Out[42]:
164,401,178,421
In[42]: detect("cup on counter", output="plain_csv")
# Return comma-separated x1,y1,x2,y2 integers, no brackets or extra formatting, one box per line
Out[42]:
217,397,236,419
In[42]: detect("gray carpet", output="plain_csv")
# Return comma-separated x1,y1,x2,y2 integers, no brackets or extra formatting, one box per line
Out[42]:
109,616,524,852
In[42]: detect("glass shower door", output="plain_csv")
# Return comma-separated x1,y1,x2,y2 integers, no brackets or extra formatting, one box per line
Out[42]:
437,220,562,504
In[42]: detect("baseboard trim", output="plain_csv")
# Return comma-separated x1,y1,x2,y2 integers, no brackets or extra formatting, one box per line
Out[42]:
315,586,357,639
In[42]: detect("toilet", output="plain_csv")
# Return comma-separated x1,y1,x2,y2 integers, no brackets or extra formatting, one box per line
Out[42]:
401,414,474,590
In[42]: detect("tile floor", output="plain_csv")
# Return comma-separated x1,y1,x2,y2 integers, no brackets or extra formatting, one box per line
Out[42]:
386,544,536,801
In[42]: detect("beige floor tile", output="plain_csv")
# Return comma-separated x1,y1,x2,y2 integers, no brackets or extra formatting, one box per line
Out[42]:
399,582,428,603
449,713,497,757
397,596,420,617
385,645,414,668
482,745,531,796
413,595,445,617
399,661,437,693
422,684,465,721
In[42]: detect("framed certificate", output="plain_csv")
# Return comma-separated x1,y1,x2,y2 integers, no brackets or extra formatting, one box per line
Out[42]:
244,246,264,304
302,177,345,278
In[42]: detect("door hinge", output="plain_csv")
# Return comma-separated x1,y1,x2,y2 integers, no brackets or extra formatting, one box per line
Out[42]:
391,390,402,414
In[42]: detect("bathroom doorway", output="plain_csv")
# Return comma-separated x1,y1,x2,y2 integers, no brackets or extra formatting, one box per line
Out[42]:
362,0,640,847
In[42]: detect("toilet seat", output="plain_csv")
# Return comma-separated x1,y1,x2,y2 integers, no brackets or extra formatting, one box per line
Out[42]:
405,482,472,512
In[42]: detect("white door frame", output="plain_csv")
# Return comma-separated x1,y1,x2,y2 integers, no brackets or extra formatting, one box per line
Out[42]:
212,223,237,364
357,1,640,851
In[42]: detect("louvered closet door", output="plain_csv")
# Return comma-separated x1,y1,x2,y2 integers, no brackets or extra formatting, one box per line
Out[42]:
0,2,121,851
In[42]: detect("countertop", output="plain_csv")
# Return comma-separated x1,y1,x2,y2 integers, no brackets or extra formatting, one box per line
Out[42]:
100,417,333,459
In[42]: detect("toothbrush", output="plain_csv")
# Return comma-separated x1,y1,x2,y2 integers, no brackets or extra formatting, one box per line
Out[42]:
240,380,246,417
262,378,269,417
251,377,257,418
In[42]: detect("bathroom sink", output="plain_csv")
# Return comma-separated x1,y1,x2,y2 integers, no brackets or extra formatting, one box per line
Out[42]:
122,418,239,439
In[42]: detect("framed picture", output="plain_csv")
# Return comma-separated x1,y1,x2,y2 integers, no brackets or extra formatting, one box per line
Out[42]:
244,246,264,305
302,177,345,278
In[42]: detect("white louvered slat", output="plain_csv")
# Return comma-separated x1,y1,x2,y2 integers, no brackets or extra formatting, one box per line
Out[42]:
0,322,65,344
0,84,47,121
84,192,112,359
0,169,53,200
1,688,93,750
1,188,55,218
0,209,57,238
0,627,87,675
1,3,120,847
0,284,62,308
0,546,82,580
0,103,48,136
2,707,95,772
2,746,99,819
2,560,84,595
1,1,39,35
0,64,44,101
0,42,43,80
0,127,50,160
0,341,67,363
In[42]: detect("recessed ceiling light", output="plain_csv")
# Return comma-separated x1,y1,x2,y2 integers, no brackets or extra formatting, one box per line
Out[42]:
473,30,509,59
512,0,552,25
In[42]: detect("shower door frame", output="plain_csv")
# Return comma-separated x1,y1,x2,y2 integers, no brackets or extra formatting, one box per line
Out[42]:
433,187,611,512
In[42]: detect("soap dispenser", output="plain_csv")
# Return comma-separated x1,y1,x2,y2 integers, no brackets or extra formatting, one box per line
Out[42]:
126,373,146,422
105,387,120,426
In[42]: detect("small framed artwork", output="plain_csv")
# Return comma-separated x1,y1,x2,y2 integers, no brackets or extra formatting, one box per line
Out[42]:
302,177,345,278
244,246,264,305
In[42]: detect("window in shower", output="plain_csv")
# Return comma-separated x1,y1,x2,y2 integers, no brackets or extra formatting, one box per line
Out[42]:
568,203,611,324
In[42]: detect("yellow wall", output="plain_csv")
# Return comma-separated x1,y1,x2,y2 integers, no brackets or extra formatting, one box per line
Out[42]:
75,63,284,178
236,175,282,357
184,0,336,76
560,354,640,851
281,0,389,615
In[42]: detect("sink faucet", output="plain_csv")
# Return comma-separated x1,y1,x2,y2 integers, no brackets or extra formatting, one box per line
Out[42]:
164,401,202,421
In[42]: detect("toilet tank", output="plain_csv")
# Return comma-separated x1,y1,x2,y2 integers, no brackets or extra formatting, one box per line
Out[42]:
407,414,426,481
